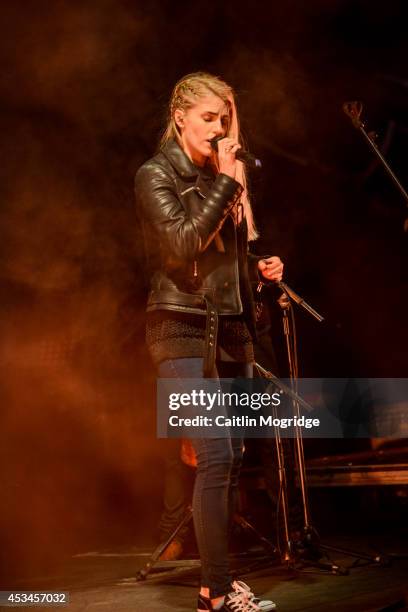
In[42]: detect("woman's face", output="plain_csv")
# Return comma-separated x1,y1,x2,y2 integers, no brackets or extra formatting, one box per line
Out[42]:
175,93,230,166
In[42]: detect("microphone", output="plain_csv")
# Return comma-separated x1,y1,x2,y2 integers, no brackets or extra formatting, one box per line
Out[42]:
210,136,262,169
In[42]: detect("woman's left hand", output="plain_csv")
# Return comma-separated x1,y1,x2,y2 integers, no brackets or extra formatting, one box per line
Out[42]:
258,256,284,282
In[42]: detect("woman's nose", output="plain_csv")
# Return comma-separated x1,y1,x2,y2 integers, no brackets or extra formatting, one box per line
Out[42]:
214,119,225,136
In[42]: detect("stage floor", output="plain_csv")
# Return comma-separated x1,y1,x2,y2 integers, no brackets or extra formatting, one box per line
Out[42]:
6,535,408,611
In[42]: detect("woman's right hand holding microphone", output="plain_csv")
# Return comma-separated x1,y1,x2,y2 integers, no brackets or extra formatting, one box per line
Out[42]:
216,137,241,179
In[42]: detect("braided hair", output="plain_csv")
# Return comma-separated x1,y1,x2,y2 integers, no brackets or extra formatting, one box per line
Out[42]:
160,72,258,240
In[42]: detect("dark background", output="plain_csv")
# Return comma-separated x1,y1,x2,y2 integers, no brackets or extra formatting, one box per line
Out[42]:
1,0,407,583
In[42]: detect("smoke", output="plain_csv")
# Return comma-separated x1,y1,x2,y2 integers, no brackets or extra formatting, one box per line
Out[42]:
1,0,407,581
1,1,154,131
225,48,314,148
0,1,165,581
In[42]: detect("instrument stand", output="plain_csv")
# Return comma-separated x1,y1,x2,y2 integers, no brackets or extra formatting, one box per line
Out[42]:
135,507,280,582
136,506,196,581
341,101,408,562
343,100,408,211
252,284,391,575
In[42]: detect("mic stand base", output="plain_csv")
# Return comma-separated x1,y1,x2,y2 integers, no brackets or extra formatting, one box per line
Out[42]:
250,357,396,578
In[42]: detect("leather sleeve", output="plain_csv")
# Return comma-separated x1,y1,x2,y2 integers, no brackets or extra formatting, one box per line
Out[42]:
135,162,243,261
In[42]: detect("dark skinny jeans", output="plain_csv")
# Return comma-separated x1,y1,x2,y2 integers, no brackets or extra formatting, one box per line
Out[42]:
158,357,252,598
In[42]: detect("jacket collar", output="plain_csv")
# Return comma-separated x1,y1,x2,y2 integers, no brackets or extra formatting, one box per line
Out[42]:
161,139,208,179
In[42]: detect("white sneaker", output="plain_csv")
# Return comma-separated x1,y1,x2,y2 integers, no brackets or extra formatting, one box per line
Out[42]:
231,580,276,611
198,589,261,612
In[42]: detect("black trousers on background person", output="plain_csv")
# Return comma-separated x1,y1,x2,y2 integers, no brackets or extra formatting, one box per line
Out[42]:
158,439,194,545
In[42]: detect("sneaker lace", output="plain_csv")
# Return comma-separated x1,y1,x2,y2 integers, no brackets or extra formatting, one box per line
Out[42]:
231,581,276,610
231,580,255,599
227,591,260,611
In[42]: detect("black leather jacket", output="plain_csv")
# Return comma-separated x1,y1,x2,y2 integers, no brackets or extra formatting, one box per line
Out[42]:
134,139,261,339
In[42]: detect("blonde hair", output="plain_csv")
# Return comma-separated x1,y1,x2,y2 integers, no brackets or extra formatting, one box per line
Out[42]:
160,72,258,240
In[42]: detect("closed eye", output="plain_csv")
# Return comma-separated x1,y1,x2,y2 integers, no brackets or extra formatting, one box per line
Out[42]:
202,113,229,124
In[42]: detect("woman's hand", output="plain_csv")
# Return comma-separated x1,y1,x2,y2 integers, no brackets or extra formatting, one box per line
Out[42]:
217,137,241,179
258,256,284,282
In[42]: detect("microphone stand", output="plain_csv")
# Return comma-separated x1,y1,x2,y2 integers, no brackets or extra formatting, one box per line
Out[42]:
342,101,408,562
343,101,408,210
255,282,389,575
254,361,316,565
277,282,321,537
